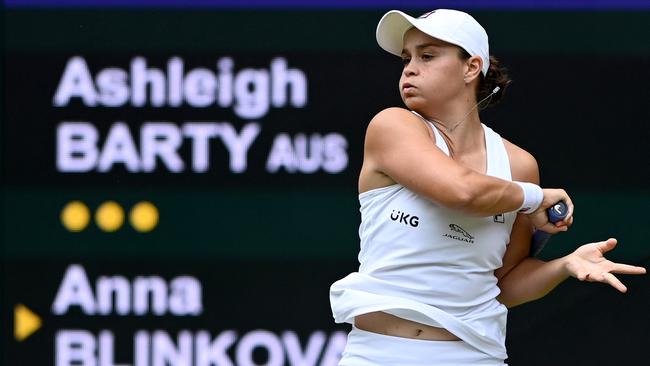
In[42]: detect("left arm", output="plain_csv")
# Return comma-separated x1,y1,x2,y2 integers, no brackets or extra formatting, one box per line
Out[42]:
494,140,565,307
494,140,646,308
495,214,570,308
497,236,646,308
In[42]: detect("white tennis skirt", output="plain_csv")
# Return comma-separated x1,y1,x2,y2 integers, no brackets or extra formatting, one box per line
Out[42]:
338,327,508,366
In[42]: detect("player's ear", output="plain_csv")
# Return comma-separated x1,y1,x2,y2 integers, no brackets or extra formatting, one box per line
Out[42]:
463,55,482,84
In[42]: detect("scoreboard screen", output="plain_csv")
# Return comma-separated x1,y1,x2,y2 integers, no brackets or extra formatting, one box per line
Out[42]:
2,3,650,366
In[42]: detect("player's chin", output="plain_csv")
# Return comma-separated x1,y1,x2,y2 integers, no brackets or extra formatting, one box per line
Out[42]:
402,96,425,110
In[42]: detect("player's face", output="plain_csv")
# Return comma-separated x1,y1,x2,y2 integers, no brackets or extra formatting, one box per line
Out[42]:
399,28,467,112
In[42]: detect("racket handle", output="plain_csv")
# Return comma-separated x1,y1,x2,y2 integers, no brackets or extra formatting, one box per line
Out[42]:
547,201,569,223
530,201,569,256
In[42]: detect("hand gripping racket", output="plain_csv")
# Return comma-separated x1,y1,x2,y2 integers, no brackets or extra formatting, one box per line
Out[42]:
530,201,569,257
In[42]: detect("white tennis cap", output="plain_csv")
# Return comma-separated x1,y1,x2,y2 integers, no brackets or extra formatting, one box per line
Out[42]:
376,9,490,76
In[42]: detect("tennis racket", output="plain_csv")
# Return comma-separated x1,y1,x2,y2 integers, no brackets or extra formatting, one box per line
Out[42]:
530,201,569,257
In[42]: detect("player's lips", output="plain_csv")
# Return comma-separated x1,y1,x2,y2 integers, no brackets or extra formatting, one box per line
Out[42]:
402,82,415,90
402,83,417,97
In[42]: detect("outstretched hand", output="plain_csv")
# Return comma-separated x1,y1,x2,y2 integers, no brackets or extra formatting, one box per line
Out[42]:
565,238,646,293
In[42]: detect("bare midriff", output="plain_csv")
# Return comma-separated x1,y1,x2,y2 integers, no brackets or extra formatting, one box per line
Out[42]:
355,311,461,341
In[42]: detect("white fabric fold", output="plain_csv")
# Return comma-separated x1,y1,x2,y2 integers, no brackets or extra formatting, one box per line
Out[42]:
331,272,507,360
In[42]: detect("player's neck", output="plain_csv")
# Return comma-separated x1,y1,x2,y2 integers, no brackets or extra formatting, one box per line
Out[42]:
425,99,485,156
422,98,483,148
438,117,484,154
421,93,480,131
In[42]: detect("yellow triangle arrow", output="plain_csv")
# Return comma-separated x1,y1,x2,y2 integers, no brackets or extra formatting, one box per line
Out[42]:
14,304,42,341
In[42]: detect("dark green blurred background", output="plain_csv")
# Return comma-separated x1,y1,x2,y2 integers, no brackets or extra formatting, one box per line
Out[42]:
3,6,650,366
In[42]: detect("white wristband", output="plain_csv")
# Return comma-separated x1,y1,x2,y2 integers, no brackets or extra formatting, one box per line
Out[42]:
514,181,543,214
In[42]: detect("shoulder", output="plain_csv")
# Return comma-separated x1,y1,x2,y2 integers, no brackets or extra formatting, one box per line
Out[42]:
502,137,539,184
366,107,431,141
363,107,438,167
369,107,426,127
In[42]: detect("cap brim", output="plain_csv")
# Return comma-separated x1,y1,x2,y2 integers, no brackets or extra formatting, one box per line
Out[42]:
376,10,418,57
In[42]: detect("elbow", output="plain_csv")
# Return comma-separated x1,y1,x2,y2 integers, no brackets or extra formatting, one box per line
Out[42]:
495,294,512,308
496,289,519,309
496,294,520,309
445,180,480,212
497,284,541,309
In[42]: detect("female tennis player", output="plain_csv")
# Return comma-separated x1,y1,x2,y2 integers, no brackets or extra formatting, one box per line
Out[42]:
329,9,646,366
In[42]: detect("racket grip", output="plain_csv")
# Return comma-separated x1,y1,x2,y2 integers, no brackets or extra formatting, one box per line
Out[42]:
547,201,569,223
530,201,569,256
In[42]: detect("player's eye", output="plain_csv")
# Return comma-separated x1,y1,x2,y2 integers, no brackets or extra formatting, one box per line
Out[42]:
401,58,411,66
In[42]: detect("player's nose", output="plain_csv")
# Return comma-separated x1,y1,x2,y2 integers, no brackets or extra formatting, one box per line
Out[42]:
403,61,418,77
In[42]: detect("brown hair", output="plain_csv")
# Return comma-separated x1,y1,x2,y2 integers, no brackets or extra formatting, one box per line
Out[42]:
459,50,512,109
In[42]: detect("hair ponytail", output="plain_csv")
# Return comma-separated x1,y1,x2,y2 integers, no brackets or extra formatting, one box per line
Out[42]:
477,55,511,109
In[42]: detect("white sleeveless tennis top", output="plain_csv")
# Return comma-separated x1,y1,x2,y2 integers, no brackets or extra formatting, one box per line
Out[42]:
330,117,517,360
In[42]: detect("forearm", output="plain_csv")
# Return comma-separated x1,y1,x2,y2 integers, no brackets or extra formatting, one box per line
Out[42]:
496,256,570,308
451,169,525,217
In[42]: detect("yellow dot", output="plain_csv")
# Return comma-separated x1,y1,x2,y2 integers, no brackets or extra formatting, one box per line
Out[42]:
95,201,124,232
129,201,159,233
61,201,90,232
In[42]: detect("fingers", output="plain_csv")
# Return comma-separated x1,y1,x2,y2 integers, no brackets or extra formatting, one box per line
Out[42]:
596,238,618,253
611,263,647,275
563,192,574,225
553,221,570,230
537,188,574,229
554,190,574,228
593,239,646,275
555,211,574,228
553,189,574,226
537,221,566,234
581,272,627,293
602,272,627,293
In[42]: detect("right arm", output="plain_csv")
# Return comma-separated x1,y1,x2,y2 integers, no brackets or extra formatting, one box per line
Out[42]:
362,107,569,221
